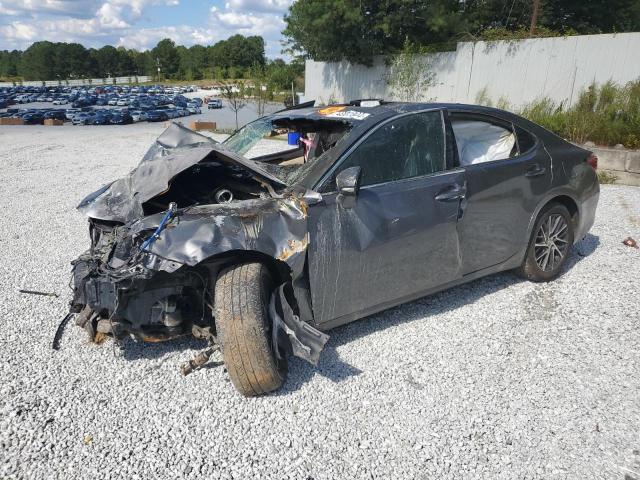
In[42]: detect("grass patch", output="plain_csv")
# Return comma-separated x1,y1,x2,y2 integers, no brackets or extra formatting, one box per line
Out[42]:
520,79,640,149
597,170,618,184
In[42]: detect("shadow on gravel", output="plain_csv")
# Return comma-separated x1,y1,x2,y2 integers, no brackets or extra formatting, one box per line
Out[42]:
120,335,206,361
274,346,365,396
274,233,601,393
566,233,600,269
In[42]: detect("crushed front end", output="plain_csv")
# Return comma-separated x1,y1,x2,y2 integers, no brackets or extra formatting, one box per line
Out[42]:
70,217,212,342
63,122,330,385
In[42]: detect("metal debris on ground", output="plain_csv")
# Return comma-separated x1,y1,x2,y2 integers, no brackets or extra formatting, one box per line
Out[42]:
52,313,74,350
623,237,638,248
180,344,220,376
19,289,59,297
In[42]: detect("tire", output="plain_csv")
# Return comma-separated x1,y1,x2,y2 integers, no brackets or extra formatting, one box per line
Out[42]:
516,203,574,282
214,262,286,396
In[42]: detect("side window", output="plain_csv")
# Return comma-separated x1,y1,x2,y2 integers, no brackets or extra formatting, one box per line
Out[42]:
324,111,445,190
514,125,536,154
451,118,517,166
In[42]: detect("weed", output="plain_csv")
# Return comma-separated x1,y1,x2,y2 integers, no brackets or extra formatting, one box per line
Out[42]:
597,170,618,184
520,79,640,148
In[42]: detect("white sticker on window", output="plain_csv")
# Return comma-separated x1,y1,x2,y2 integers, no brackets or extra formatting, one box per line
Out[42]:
326,110,371,121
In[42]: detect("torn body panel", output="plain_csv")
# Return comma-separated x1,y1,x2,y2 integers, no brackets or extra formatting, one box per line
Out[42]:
69,122,324,365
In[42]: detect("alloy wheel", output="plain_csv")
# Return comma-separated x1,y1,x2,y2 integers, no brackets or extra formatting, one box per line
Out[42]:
534,213,569,272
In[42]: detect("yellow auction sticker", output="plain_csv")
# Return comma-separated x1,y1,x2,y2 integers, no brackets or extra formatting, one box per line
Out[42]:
318,106,346,115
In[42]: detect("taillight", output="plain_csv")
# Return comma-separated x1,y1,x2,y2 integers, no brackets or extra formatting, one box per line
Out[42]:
586,153,598,170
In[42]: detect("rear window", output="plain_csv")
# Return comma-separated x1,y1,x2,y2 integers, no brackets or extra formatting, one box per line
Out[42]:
515,125,536,154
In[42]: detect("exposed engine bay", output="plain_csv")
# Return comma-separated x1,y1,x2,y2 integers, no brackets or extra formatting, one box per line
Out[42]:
142,158,267,215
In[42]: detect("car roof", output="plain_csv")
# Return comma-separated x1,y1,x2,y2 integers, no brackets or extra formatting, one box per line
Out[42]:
268,101,529,127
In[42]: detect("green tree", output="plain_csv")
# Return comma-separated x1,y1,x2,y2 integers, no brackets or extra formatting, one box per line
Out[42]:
266,58,304,90
188,44,208,79
95,45,121,77
2,34,276,81
284,0,640,65
209,34,265,75
129,49,153,76
152,38,180,79
385,40,435,101
53,43,91,79
220,82,247,129
543,0,640,33
115,47,135,76
0,50,21,78
18,41,56,80
283,0,467,65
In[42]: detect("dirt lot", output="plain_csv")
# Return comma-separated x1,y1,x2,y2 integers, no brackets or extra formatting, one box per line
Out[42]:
1,123,639,479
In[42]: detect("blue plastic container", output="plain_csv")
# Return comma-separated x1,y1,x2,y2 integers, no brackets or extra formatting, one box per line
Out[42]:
287,132,301,145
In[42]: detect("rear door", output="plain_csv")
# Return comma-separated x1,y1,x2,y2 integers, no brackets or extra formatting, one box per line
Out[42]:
451,113,550,274
307,109,465,326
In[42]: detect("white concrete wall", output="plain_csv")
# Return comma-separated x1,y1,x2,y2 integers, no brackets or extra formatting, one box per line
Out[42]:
305,32,640,108
0,76,152,87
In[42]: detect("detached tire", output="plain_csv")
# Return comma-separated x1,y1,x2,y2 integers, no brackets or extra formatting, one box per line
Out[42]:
516,203,574,282
215,262,286,396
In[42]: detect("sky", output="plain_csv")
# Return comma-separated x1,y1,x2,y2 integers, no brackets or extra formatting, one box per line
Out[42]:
0,0,295,57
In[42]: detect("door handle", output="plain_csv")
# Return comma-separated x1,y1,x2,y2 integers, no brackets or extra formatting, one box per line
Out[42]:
525,164,547,177
435,184,466,202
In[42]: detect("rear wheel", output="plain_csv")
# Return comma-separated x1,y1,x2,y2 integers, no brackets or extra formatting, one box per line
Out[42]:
214,262,286,396
516,203,574,282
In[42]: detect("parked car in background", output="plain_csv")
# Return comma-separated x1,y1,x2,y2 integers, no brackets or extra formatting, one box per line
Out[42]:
43,110,67,121
92,111,113,125
147,110,169,122
21,112,45,124
130,110,148,122
72,112,97,125
110,112,133,125
65,109,80,120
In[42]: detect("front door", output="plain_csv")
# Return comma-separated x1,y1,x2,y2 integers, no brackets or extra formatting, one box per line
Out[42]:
307,110,464,326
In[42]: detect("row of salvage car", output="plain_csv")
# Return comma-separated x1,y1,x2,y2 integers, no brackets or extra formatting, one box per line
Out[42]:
0,104,203,125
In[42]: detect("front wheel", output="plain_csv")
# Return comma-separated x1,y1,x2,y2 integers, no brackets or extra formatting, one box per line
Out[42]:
516,203,574,282
214,262,286,396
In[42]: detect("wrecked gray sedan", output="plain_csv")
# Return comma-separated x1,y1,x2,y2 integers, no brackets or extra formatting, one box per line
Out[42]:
68,101,599,396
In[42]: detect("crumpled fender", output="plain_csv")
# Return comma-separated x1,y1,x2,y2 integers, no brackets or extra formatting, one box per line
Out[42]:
132,194,311,278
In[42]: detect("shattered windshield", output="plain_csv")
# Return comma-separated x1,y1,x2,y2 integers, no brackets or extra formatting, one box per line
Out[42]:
222,115,352,186
223,118,273,156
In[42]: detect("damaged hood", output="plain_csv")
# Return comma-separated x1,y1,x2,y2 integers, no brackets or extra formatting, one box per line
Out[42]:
77,122,287,223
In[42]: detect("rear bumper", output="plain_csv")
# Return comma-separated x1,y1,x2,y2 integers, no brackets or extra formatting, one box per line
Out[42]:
576,187,599,242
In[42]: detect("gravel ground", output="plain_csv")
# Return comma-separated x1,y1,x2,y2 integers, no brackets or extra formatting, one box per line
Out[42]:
1,124,639,480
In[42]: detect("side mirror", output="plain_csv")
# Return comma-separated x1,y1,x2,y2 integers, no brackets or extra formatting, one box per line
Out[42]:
336,166,361,208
